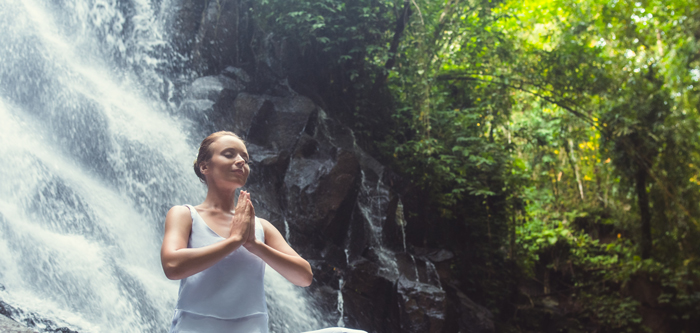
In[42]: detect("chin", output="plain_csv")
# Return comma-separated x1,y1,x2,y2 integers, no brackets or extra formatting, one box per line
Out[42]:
213,178,246,189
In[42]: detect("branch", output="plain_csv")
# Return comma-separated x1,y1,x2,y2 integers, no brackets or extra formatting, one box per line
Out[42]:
618,137,699,227
437,74,600,126
373,0,412,90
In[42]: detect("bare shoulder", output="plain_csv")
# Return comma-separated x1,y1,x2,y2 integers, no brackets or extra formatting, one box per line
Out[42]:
162,205,194,254
165,205,193,228
257,217,281,235
257,217,272,227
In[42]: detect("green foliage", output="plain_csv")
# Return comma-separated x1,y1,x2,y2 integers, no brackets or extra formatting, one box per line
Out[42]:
255,0,700,330
391,84,512,212
254,0,396,80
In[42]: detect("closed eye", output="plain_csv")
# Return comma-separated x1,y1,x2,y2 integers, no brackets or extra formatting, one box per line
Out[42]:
221,148,249,163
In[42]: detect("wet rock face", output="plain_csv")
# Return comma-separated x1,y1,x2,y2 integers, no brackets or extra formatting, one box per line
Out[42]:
176,68,488,333
397,277,447,333
172,1,495,331
177,69,365,259
171,0,254,75
0,299,78,333
454,289,495,333
342,259,400,333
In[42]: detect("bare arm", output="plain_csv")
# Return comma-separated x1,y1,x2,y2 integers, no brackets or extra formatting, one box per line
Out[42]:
160,192,255,280
244,218,313,287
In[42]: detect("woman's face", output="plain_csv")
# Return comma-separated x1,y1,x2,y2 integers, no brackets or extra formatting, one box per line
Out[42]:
201,135,250,188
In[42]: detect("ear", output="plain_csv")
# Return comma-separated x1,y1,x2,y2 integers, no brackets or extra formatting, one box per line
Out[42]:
199,161,209,175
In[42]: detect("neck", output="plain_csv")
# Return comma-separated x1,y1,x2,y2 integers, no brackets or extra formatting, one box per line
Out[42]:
201,181,239,213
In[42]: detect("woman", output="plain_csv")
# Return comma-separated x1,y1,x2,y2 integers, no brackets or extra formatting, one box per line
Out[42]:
161,131,364,333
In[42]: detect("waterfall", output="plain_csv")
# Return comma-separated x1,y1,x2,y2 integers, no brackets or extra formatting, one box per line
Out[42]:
396,199,408,253
425,261,442,290
284,217,291,242
335,278,345,327
356,170,398,280
0,1,323,332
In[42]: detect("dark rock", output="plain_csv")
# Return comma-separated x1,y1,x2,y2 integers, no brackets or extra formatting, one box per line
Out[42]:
190,0,254,75
169,0,208,57
174,67,494,332
445,285,495,333
246,95,317,152
0,314,35,333
428,249,455,263
342,259,400,333
168,9,497,328
178,73,247,136
379,194,404,253
0,300,78,333
231,93,267,136
223,66,251,82
397,276,447,333
284,136,360,253
414,247,455,263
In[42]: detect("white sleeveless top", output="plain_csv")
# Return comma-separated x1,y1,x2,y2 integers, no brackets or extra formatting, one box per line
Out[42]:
170,205,268,333
169,205,369,333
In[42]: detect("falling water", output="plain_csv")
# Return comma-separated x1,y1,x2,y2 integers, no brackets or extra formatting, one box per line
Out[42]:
356,170,398,280
425,261,442,290
0,0,325,332
396,199,408,253
284,217,291,242
336,278,345,327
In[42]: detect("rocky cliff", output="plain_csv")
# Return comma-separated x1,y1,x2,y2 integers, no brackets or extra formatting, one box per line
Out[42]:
170,1,495,332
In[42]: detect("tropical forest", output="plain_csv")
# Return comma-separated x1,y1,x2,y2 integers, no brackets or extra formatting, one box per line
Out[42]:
251,0,700,331
0,0,698,332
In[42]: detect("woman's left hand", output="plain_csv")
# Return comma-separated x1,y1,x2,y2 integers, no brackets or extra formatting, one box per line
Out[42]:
243,194,257,249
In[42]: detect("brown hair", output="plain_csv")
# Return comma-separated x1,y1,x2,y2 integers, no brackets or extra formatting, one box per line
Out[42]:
194,131,245,183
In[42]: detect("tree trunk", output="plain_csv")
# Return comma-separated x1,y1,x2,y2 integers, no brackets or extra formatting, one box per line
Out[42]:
565,139,585,201
372,0,411,90
510,206,516,258
636,167,652,259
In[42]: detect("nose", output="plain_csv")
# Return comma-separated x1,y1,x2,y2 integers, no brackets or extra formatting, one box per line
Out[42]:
233,154,247,166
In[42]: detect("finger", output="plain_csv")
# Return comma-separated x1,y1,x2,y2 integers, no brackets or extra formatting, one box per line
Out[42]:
247,199,256,217
242,196,250,214
237,191,248,209
246,200,256,241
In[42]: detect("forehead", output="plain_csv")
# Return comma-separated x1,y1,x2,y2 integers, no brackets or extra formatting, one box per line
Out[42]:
210,135,247,153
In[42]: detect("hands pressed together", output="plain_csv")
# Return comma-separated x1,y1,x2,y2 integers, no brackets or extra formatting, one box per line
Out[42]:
230,190,257,248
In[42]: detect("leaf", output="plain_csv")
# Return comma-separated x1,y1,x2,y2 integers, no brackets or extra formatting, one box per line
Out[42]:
513,157,527,170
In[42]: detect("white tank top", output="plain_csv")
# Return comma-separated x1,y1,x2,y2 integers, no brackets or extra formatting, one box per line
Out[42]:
175,205,267,319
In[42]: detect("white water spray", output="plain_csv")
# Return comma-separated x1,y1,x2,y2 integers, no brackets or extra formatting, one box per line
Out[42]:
356,170,398,280
0,1,327,332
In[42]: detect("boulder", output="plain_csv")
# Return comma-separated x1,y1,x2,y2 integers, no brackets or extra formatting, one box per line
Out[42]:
0,300,77,333
171,0,254,74
397,276,447,333
341,259,400,333
174,64,497,332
